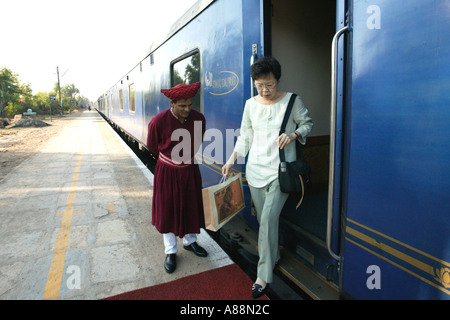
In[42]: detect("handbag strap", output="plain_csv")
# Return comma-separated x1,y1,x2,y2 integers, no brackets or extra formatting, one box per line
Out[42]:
296,175,305,209
279,93,297,162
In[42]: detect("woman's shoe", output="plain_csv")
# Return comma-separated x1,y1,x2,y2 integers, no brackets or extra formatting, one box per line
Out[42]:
251,283,268,299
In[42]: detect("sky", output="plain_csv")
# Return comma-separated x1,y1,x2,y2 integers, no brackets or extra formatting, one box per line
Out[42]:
0,0,197,101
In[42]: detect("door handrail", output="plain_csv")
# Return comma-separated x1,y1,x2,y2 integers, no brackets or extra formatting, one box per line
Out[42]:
327,26,348,262
250,44,258,98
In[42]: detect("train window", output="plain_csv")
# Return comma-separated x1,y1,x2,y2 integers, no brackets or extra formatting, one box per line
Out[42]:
110,90,113,111
171,50,201,112
129,83,136,113
119,88,124,111
150,54,154,66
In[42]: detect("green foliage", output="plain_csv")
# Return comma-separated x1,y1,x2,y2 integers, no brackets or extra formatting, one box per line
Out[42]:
0,66,90,119
4,101,23,117
0,67,23,117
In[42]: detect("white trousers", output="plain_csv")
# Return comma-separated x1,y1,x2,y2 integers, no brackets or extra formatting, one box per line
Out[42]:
249,179,289,283
163,233,197,254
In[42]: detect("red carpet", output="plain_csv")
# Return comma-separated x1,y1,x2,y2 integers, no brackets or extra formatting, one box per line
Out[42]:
104,263,268,300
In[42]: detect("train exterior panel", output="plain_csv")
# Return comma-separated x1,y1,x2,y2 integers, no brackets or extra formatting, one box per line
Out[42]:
96,0,450,299
98,0,262,228
341,0,450,299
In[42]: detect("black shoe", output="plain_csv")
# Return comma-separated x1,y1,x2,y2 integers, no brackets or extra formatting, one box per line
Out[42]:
164,254,176,273
252,283,268,299
183,242,208,257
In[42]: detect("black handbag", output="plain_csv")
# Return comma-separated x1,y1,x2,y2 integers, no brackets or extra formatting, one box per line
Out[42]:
278,94,311,209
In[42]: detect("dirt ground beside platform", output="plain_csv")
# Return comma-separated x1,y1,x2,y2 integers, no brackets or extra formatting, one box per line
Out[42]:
0,117,66,182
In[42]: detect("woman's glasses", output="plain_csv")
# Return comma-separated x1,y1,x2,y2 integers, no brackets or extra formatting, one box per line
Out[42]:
254,82,277,91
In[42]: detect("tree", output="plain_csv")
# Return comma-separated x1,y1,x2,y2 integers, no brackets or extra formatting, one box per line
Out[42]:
4,101,22,117
0,67,23,117
62,83,79,99
34,91,53,115
53,82,81,112
1,67,90,118
20,82,33,107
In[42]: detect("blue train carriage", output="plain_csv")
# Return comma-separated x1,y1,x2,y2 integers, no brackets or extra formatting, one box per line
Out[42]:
96,0,449,300
338,0,449,299
268,0,449,300
100,0,263,221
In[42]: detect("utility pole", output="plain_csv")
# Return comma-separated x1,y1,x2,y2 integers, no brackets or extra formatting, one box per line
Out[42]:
57,66,62,116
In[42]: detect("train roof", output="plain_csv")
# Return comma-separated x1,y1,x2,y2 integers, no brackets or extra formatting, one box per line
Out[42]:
147,0,216,55
98,0,215,101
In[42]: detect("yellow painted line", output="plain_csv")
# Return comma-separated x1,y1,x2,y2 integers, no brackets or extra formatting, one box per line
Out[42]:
346,237,450,296
56,209,83,216
348,218,450,268
195,153,223,175
346,226,435,276
195,153,248,184
43,153,83,300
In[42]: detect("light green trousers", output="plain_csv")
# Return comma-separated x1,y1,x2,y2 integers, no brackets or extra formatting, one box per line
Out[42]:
249,179,289,283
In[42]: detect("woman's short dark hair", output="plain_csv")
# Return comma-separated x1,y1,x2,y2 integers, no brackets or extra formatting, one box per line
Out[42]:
251,56,282,81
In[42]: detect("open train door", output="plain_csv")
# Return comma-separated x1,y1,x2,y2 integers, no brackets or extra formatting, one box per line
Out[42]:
230,0,448,300
267,0,345,299
340,0,450,299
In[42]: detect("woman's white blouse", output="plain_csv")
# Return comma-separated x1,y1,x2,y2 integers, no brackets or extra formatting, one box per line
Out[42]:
234,92,313,188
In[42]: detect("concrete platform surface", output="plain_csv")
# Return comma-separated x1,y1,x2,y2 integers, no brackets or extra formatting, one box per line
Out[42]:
0,111,232,300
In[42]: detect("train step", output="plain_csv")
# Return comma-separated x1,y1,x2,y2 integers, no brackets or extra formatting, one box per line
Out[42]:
220,215,339,300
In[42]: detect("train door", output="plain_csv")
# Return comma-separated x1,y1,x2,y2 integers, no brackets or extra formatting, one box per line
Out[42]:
340,0,450,299
266,0,343,298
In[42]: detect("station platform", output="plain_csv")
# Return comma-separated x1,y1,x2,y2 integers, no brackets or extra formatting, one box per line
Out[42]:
0,111,234,300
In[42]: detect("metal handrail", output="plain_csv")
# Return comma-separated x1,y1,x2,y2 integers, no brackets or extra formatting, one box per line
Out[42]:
250,44,258,98
250,54,256,98
327,26,348,261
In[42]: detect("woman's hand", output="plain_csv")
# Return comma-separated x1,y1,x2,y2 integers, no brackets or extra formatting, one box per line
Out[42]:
277,132,298,150
222,152,238,176
222,163,233,176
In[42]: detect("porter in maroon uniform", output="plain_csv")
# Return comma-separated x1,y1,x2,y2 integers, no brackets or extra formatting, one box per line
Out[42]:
147,82,208,273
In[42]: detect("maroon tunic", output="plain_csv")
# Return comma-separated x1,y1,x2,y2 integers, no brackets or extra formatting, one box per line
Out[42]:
147,108,206,237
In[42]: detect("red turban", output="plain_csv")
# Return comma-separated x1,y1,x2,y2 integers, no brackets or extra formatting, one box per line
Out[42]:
161,82,201,101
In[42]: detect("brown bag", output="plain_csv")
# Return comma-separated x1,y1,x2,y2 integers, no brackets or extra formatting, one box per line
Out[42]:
202,173,245,232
